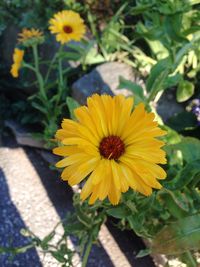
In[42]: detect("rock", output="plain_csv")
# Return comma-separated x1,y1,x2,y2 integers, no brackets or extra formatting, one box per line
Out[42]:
5,120,45,149
156,89,184,122
72,62,143,104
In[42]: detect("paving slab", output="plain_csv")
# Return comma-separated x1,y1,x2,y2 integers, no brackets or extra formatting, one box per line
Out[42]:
0,136,154,267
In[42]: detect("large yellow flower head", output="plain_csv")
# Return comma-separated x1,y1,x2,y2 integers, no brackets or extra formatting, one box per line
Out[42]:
18,28,44,47
49,10,86,44
10,48,24,78
53,94,167,205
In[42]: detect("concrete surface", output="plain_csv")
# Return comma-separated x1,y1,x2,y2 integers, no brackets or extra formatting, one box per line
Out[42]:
0,135,154,267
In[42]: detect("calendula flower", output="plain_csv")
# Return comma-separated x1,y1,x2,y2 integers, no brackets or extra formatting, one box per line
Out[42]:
18,28,44,47
53,94,167,205
49,10,86,44
10,48,24,78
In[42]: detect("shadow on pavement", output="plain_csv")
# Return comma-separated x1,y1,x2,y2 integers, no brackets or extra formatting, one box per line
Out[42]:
24,147,115,267
2,134,154,267
106,219,155,267
0,168,42,267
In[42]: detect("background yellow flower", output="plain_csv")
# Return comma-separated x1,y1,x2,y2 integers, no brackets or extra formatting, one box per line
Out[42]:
10,48,24,78
18,28,43,43
49,10,86,44
53,94,167,205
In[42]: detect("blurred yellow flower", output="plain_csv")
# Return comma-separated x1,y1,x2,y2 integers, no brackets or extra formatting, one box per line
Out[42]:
49,10,86,44
53,94,167,205
10,48,24,78
18,28,44,46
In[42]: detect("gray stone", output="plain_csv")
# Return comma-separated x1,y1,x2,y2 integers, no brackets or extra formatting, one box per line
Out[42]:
72,62,143,104
156,89,184,122
5,120,45,148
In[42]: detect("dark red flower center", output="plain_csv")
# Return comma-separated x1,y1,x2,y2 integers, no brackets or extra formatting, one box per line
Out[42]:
99,136,125,160
63,25,73,34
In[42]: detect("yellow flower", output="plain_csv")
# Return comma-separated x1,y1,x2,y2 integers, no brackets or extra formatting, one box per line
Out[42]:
10,48,24,78
53,94,167,205
49,10,86,44
18,28,44,46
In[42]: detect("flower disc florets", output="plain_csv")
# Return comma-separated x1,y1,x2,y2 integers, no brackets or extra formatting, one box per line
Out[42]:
99,136,125,160
53,94,167,205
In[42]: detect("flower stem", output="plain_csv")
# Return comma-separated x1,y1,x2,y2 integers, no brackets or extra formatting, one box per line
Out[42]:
44,52,58,84
181,251,197,267
32,44,47,101
82,235,93,267
57,45,64,104
58,46,64,87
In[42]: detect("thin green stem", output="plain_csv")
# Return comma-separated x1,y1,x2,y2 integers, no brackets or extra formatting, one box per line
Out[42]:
82,236,93,267
58,49,64,89
181,251,197,267
44,52,58,84
32,45,47,101
22,62,36,72
56,45,64,105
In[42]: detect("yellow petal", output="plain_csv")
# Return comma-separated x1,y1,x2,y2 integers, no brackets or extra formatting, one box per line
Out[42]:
110,160,121,190
53,146,81,156
55,153,91,168
91,159,107,185
108,182,121,205
68,158,99,186
80,175,94,201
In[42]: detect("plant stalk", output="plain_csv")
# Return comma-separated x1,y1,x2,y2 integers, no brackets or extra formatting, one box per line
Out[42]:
181,251,197,267
57,45,64,104
82,235,93,267
32,45,47,101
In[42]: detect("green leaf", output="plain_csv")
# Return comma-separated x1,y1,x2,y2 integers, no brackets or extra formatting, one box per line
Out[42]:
59,51,81,61
41,231,55,250
107,205,130,219
163,73,182,89
136,248,151,258
146,57,172,93
32,102,48,114
65,222,84,233
118,77,144,99
160,192,189,219
151,214,200,254
130,3,154,15
164,160,200,190
127,215,150,237
163,126,182,145
177,80,195,102
84,47,105,65
170,137,200,163
51,251,66,263
66,97,80,120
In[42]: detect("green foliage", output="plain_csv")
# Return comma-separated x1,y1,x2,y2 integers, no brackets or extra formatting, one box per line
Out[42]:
118,76,144,104
177,80,195,102
151,214,200,255
66,96,80,120
1,1,200,266
129,0,200,102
